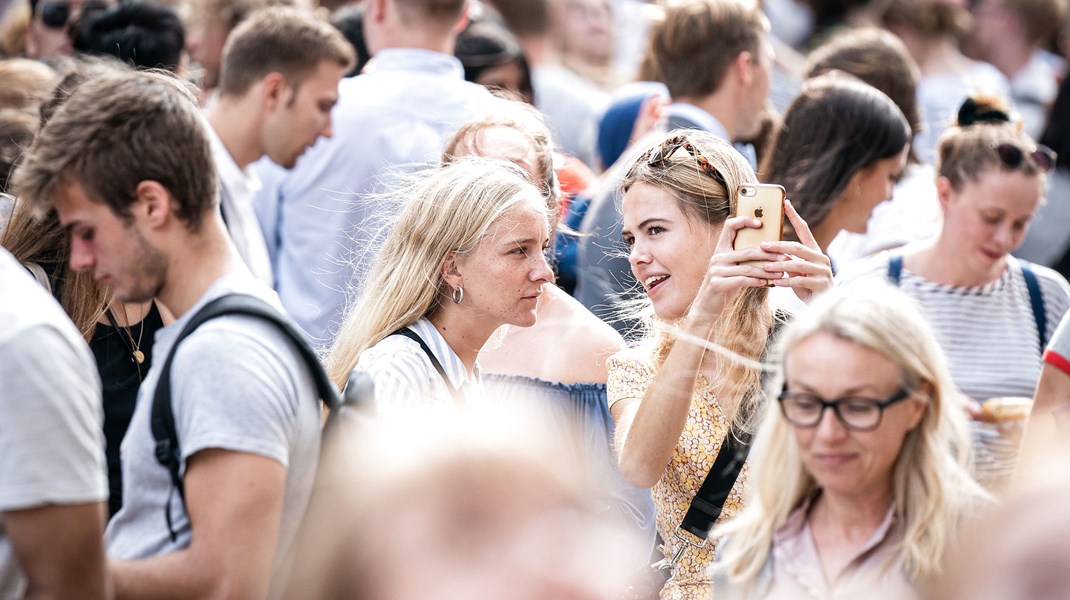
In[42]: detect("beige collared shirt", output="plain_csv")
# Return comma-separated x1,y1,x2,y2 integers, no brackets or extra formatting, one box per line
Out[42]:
761,499,917,600
715,496,919,600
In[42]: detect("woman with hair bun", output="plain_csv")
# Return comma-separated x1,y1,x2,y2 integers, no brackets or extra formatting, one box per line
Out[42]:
325,157,554,413
839,95,1070,482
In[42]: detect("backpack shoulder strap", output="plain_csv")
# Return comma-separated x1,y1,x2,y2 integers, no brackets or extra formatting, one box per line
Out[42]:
886,254,903,285
1019,260,1048,354
151,293,340,540
389,326,465,406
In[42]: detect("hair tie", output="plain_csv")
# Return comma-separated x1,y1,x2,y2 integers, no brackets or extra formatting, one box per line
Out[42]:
957,97,1010,127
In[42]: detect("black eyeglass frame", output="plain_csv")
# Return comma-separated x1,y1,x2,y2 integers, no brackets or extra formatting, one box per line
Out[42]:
995,142,1057,174
777,385,913,432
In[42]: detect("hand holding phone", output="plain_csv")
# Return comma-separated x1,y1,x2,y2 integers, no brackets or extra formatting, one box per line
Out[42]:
732,183,786,268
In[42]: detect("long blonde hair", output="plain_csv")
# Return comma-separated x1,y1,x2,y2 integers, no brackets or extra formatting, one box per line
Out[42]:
620,129,773,431
714,283,987,587
325,157,550,387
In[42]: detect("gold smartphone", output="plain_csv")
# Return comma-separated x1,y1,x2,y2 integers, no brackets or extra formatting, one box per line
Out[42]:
732,183,786,268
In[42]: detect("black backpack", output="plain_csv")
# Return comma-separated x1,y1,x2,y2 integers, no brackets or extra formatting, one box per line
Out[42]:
150,293,368,540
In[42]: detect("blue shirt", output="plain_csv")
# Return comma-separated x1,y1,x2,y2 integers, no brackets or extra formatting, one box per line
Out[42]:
254,49,495,344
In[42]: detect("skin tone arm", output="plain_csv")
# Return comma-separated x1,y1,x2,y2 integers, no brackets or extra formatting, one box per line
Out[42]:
1021,363,1070,466
5,502,109,600
612,202,832,488
110,449,286,600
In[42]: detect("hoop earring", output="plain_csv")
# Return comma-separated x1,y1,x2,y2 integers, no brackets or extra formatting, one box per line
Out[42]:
452,286,464,304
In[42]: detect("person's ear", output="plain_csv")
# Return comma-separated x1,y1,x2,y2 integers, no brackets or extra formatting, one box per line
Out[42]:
261,72,288,110
368,0,387,23
441,251,463,290
936,176,954,212
136,180,172,228
24,22,38,58
735,51,754,86
453,0,470,33
906,381,935,430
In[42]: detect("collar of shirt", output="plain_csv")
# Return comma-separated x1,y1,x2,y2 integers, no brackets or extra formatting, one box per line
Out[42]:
206,123,261,200
361,48,465,80
665,102,757,169
773,494,899,595
667,102,731,141
407,317,482,392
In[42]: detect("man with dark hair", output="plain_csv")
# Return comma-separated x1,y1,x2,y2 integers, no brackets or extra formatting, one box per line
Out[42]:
0,247,108,598
207,7,353,285
73,1,185,71
262,0,495,343
15,70,324,598
24,0,115,60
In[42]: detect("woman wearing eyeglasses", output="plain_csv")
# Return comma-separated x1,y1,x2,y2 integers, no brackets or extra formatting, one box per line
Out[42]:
839,94,1070,403
712,283,987,599
610,130,832,599
838,94,1070,484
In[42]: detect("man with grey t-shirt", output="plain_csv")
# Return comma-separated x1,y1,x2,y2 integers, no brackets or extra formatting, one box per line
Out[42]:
15,71,322,598
0,248,109,599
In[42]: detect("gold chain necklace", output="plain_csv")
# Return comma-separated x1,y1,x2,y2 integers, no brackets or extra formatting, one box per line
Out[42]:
105,305,146,380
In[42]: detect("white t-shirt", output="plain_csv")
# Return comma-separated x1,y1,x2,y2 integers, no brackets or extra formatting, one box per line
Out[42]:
105,273,321,589
0,249,106,597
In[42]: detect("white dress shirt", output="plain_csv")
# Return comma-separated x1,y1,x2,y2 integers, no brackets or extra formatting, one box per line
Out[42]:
256,48,496,344
207,125,274,286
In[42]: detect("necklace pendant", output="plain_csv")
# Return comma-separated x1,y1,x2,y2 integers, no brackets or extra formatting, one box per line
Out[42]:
133,350,145,364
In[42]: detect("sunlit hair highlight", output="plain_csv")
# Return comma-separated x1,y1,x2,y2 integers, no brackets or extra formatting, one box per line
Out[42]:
325,157,551,388
714,283,987,589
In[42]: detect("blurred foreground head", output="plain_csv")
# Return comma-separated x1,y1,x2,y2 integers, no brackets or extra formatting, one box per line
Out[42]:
934,440,1070,600
276,410,644,600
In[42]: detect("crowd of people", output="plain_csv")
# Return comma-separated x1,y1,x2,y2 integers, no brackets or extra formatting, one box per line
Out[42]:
1,0,1070,598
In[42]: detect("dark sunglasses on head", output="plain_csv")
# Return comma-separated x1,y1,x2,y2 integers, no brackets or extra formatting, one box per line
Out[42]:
39,0,109,29
995,143,1057,174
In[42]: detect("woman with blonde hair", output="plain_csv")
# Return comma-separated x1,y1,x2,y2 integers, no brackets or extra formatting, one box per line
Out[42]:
609,129,832,598
713,283,987,598
442,109,657,543
325,157,554,412
838,95,1070,483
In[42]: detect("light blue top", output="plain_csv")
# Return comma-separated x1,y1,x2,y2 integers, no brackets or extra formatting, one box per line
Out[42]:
253,48,495,345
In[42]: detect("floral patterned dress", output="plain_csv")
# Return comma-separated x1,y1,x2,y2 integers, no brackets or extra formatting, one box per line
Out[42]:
608,346,749,600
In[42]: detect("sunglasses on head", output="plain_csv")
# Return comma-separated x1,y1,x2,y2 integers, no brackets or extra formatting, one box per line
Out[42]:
995,143,1057,174
38,0,109,29
636,135,729,191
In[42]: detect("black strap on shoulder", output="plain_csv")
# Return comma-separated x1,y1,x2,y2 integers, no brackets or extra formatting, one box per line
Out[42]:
151,293,341,541
389,327,466,407
887,254,903,285
678,427,751,540
1020,261,1048,354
